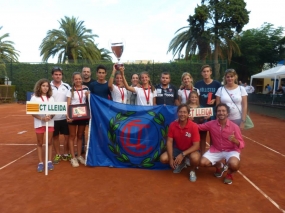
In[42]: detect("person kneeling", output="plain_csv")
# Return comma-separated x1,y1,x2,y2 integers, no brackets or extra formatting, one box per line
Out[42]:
198,103,245,184
160,104,201,182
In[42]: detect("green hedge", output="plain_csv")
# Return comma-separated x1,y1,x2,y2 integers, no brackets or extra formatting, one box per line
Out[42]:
4,61,227,101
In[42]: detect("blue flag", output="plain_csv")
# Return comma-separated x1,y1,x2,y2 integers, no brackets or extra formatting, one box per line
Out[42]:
86,95,177,169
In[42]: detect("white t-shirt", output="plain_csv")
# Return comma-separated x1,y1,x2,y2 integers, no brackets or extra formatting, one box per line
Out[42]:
178,88,200,104
111,85,128,104
51,81,71,120
30,95,55,128
66,86,89,105
215,86,248,120
134,87,157,106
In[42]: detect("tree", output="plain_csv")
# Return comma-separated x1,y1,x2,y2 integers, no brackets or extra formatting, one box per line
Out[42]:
168,0,249,79
99,48,113,62
0,26,19,62
231,23,285,81
39,16,102,64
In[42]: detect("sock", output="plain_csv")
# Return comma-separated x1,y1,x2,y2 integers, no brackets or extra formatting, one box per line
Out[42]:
39,162,43,164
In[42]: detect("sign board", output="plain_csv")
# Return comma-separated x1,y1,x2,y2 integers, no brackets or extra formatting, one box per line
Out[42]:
189,107,213,117
26,102,67,114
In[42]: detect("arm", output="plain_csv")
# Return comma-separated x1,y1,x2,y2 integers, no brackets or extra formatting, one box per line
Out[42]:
240,95,247,129
119,67,135,93
215,96,221,105
166,137,175,169
108,65,117,91
153,97,156,105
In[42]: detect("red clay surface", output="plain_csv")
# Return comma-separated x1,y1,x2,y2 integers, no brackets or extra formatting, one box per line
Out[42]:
0,103,284,213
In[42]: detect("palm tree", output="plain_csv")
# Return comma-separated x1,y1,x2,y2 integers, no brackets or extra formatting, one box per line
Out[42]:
0,26,19,62
99,47,113,62
39,16,101,64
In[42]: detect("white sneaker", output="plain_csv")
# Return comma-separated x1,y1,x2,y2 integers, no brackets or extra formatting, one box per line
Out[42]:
70,158,79,167
77,156,85,165
189,171,197,182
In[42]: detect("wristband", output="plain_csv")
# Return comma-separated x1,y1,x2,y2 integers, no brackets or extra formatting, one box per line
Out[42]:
111,75,114,78
181,152,185,158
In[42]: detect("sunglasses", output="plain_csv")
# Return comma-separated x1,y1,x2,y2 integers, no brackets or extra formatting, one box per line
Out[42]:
52,66,63,71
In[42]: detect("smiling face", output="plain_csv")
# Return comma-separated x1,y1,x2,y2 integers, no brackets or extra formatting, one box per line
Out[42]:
182,75,192,87
115,73,123,86
225,72,237,85
140,73,150,86
131,74,139,86
177,106,189,122
82,67,91,81
216,105,229,121
189,93,198,104
73,74,83,87
41,82,49,95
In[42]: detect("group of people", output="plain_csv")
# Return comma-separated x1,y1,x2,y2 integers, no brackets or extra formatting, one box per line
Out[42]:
31,64,247,185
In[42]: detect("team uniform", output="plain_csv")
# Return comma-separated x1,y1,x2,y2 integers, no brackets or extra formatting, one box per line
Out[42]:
134,87,157,106
51,81,71,136
155,84,178,105
30,95,55,133
89,81,111,99
111,85,128,104
178,87,200,104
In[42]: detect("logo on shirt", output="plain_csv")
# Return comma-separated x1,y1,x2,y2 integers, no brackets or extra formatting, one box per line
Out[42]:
185,132,191,138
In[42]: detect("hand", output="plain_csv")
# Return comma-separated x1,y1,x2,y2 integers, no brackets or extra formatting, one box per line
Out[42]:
228,131,236,142
112,64,117,72
204,115,211,120
169,158,175,169
188,115,194,120
209,99,215,105
66,116,73,123
239,122,245,130
174,153,183,165
119,66,125,74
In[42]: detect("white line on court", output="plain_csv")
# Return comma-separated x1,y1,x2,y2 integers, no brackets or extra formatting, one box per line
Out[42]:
238,171,285,213
0,144,37,146
0,148,36,171
205,142,284,212
242,135,285,158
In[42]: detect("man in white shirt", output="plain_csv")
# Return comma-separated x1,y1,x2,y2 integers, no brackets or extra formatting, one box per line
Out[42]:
51,67,71,164
244,83,254,94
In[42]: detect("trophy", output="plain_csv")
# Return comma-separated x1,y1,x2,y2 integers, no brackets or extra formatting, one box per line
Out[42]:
111,40,124,70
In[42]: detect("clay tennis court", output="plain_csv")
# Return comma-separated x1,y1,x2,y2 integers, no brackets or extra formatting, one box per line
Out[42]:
0,103,284,213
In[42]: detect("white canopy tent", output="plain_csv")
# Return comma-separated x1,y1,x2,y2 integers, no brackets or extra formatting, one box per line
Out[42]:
250,65,285,94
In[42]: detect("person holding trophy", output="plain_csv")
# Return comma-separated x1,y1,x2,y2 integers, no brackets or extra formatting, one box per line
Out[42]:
108,64,128,104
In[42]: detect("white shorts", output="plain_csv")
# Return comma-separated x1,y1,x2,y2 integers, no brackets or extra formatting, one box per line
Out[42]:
203,150,240,165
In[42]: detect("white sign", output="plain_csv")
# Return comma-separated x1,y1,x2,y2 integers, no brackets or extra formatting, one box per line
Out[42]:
189,107,213,117
26,102,67,114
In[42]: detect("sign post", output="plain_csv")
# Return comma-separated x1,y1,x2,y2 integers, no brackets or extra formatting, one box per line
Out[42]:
26,102,67,175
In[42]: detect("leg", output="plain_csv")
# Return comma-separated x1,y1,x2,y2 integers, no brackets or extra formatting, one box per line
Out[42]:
227,156,240,174
36,133,44,163
48,132,53,161
160,151,169,164
68,125,77,158
63,135,69,154
76,125,86,158
199,131,207,155
188,151,201,182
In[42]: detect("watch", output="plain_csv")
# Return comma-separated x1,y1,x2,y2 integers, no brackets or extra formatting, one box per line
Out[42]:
242,119,246,123
181,152,185,158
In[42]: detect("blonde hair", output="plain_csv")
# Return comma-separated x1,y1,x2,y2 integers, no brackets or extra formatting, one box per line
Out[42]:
33,79,52,98
186,91,200,106
181,72,194,90
223,69,238,85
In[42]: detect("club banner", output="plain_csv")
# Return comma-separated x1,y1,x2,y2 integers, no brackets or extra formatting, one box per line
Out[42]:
86,95,177,169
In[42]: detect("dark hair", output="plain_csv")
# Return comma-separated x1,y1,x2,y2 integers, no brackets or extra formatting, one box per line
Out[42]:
201,65,212,72
33,79,52,98
216,103,230,114
161,72,170,77
51,67,63,75
177,103,190,114
131,73,139,79
96,65,107,73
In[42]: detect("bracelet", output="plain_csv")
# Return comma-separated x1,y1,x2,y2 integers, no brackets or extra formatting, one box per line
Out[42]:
181,152,185,158
111,75,114,78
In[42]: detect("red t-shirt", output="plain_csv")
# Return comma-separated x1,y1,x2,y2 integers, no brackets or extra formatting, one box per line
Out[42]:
168,119,200,151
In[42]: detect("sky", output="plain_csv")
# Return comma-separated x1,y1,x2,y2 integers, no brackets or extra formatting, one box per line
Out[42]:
1,0,284,63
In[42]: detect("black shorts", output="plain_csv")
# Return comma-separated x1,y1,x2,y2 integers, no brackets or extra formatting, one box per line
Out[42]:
53,120,69,136
68,119,87,126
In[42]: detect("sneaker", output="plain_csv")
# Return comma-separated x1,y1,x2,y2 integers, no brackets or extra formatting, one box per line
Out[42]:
185,157,190,167
53,154,62,164
37,163,44,173
70,158,79,167
62,155,68,161
77,156,85,165
224,173,233,184
48,162,54,171
189,171,197,182
173,162,186,173
67,154,72,161
214,164,228,178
